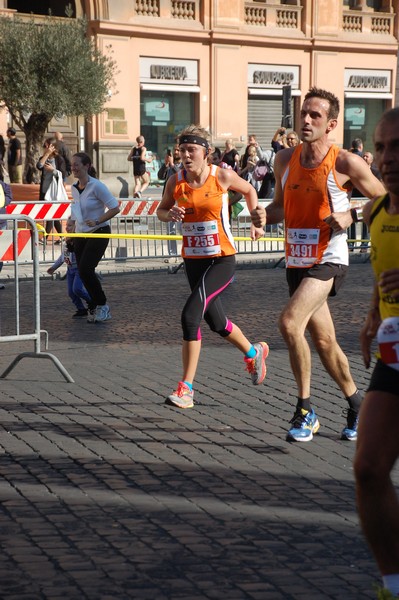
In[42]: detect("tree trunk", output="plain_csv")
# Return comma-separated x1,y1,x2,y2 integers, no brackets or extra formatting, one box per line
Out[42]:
23,114,51,184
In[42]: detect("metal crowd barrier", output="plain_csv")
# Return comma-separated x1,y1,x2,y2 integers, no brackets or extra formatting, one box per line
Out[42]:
0,215,74,382
5,197,371,266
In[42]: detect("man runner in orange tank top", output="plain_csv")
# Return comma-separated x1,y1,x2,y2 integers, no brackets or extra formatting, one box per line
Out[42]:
252,87,385,442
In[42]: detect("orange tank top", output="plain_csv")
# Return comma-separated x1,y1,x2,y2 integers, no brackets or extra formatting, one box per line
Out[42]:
283,144,350,268
173,164,236,259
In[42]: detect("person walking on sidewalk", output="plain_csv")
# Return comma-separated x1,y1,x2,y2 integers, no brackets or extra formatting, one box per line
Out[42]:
68,152,120,323
354,107,399,599
127,135,152,198
156,125,269,409
251,87,385,442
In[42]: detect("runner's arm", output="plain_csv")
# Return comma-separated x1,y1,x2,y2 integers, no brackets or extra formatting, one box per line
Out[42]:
326,152,386,232
156,175,184,222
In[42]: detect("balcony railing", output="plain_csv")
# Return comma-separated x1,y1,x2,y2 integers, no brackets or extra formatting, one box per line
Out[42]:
134,0,160,17
342,10,394,35
244,3,302,31
134,0,197,20
171,1,196,20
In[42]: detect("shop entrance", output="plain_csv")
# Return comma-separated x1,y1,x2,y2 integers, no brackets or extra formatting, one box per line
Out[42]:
248,96,295,150
344,97,388,151
140,91,195,161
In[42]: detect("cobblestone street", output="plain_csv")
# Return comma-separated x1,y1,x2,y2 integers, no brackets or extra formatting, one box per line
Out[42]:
0,262,386,599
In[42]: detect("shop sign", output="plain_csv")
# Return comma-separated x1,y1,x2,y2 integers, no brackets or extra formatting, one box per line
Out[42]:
345,69,391,93
150,65,187,80
140,57,198,86
248,64,299,89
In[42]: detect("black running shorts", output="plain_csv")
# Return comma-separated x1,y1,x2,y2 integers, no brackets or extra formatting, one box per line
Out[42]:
286,262,348,298
368,358,399,395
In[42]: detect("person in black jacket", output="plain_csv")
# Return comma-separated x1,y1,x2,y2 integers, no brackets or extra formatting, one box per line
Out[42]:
37,137,66,245
54,131,71,179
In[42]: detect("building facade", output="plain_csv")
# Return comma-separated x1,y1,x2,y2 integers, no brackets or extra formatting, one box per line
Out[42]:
1,0,398,195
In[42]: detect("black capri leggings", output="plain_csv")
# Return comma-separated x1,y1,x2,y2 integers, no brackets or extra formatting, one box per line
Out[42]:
182,255,236,341
74,226,110,308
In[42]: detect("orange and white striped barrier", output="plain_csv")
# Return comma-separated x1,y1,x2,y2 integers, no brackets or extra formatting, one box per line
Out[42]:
0,229,32,262
118,199,160,217
6,202,71,221
5,199,161,220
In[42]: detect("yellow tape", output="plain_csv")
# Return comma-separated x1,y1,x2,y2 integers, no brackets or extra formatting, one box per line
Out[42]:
45,232,369,244
36,223,46,234
45,232,284,242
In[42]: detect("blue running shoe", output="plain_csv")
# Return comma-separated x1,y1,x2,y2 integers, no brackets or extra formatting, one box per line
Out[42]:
341,408,359,441
287,408,320,442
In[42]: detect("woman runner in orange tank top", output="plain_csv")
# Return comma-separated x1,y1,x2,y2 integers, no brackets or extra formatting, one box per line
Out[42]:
157,125,269,409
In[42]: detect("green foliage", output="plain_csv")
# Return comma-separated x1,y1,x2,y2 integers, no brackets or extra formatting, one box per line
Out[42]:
0,13,116,180
0,15,116,126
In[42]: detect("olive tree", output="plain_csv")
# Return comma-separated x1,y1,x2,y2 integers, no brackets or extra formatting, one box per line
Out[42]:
0,13,116,182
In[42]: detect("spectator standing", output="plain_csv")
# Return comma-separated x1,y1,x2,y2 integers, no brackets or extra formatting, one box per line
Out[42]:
354,107,399,599
127,135,153,198
54,131,71,180
239,144,260,191
0,179,12,289
363,150,381,180
347,138,365,249
240,134,263,170
37,137,67,245
161,144,182,261
349,150,385,252
0,134,5,181
272,127,299,153
350,137,363,156
257,146,276,199
6,127,22,183
68,152,120,323
220,139,240,171
251,87,385,442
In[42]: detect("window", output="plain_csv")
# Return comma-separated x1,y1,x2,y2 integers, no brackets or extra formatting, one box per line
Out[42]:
7,1,76,17
343,0,382,10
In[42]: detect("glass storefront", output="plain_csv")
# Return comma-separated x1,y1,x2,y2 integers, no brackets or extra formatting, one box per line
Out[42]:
344,97,388,151
140,91,195,161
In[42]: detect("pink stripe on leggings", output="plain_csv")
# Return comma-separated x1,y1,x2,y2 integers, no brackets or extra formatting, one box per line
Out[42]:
203,277,233,312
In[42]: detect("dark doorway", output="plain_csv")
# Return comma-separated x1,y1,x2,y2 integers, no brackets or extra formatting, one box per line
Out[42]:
7,1,76,17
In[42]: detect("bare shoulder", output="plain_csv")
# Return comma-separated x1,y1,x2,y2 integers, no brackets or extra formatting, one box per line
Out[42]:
216,166,234,186
217,167,252,194
274,147,295,173
335,148,363,175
